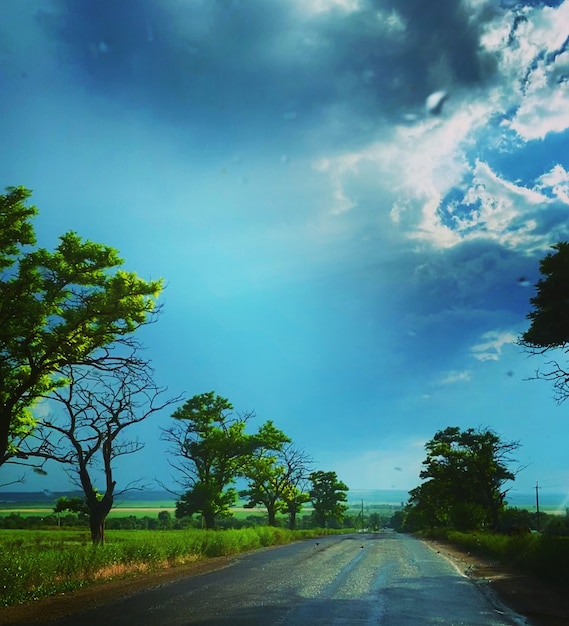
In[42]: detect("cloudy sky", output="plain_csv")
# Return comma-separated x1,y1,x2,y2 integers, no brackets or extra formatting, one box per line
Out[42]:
2,0,569,501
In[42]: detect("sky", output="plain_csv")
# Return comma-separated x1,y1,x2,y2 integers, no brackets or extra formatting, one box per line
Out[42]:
2,0,569,501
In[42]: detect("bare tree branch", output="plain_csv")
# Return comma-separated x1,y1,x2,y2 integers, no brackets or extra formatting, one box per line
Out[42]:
20,345,182,544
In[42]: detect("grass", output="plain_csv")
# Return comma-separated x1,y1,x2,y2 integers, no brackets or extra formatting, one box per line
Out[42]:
0,526,345,607
421,528,569,582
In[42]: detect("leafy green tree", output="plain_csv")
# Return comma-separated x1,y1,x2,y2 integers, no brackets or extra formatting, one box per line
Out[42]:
53,495,89,522
408,427,520,531
241,456,288,526
0,186,162,467
368,512,381,531
164,392,282,529
157,510,173,530
521,242,569,402
523,242,569,348
240,441,312,527
309,470,349,528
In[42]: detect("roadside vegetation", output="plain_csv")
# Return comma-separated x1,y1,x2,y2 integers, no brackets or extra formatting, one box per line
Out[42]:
0,525,346,607
418,528,569,583
389,423,569,585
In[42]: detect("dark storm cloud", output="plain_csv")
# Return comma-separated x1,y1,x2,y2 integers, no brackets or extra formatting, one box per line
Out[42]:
404,241,538,315
372,238,542,373
373,0,494,86
38,0,316,148
39,0,501,152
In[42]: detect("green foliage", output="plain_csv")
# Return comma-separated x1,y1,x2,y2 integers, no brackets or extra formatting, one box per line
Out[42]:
309,470,349,527
521,242,569,402
166,392,248,528
53,496,89,517
239,429,295,526
175,482,238,523
165,392,288,529
424,529,569,583
406,427,519,531
0,526,345,606
523,242,569,348
0,186,162,464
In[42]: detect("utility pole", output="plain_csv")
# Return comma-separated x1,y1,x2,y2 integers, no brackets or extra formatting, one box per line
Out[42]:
535,481,541,532
361,499,364,530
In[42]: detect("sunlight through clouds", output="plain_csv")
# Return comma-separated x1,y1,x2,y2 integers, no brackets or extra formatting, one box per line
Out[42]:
3,0,569,494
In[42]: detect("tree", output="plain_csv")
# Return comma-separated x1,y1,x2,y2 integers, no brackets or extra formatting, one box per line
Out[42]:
0,186,162,467
53,495,89,523
25,348,178,544
278,445,313,530
408,427,520,531
309,471,349,528
521,242,569,402
240,440,312,527
163,392,281,529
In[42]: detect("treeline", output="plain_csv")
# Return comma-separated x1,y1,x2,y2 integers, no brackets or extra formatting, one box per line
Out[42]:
0,189,350,544
387,425,569,536
0,507,385,532
390,507,569,536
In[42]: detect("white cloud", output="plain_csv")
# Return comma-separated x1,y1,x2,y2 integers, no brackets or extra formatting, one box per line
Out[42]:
310,2,569,256
294,0,361,16
481,1,569,141
449,160,551,249
536,164,569,204
471,330,517,361
441,370,472,384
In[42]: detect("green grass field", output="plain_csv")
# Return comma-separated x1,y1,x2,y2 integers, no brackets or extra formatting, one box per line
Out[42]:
0,525,346,607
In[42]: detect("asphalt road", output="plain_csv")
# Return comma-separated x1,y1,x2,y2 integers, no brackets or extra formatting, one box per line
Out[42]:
34,532,526,626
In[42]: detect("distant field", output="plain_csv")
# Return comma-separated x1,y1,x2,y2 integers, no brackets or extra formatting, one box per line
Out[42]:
1,488,565,517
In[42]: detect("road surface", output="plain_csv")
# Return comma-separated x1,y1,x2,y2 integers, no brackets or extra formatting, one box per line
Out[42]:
32,532,526,626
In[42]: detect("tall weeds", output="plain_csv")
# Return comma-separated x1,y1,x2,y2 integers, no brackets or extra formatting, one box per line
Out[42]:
0,527,341,606
426,529,569,582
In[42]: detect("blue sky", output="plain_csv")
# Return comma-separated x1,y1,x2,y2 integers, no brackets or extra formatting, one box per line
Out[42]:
2,0,569,501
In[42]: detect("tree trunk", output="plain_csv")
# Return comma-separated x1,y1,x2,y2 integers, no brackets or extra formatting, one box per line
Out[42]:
267,504,276,526
89,510,106,545
288,509,297,530
0,407,13,467
88,494,114,545
203,510,216,530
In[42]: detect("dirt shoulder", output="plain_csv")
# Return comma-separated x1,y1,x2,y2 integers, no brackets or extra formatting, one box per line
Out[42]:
424,537,569,626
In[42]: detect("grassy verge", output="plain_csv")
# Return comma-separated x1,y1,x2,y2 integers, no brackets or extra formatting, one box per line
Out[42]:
0,527,345,606
419,528,569,582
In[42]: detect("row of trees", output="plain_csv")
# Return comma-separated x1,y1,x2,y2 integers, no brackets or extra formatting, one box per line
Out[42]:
0,187,349,543
3,186,569,543
162,391,349,530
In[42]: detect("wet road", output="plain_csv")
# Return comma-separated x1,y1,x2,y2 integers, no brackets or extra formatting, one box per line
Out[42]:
36,533,524,626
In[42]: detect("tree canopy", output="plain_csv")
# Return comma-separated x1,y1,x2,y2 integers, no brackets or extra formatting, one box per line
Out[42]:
0,186,162,467
309,470,349,528
405,427,519,531
521,242,569,402
163,391,287,529
523,242,569,348
240,442,312,527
